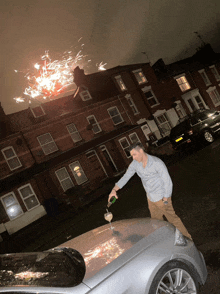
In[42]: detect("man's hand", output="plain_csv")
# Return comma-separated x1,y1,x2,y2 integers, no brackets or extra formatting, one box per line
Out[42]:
108,188,118,203
162,197,168,204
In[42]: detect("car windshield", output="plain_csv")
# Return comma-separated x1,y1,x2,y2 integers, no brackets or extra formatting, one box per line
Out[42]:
0,248,85,287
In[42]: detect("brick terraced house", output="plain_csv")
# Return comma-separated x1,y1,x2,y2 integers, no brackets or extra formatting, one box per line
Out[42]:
0,43,220,238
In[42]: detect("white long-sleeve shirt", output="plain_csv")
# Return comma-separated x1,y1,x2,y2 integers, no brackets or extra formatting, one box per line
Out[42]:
116,154,173,202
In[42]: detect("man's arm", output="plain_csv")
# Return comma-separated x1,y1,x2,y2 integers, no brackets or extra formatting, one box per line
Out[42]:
108,162,136,202
156,159,173,201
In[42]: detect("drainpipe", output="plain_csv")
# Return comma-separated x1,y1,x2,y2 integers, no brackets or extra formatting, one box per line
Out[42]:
117,95,134,125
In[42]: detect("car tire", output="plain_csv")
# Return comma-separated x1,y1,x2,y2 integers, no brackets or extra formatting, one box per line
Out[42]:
203,130,214,143
148,260,199,294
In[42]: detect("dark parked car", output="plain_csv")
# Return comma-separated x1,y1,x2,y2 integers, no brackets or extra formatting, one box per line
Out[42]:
170,109,220,150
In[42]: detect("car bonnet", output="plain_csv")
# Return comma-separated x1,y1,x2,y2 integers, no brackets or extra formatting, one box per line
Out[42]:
58,218,168,280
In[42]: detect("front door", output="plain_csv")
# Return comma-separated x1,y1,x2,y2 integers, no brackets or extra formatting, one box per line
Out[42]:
100,145,118,173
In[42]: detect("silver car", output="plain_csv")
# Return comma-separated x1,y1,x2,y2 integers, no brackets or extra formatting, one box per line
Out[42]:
0,218,207,294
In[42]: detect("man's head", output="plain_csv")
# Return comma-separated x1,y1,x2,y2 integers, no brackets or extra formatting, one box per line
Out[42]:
128,142,146,162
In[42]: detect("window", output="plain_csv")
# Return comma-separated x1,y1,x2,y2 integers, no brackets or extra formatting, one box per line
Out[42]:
87,115,102,134
210,65,220,81
69,161,88,185
126,94,139,114
18,184,39,211
175,76,191,92
30,105,45,118
2,147,22,171
155,113,172,136
119,137,131,158
207,87,220,106
55,167,74,191
142,89,159,107
80,90,92,101
129,132,141,144
67,123,82,143
108,106,124,125
175,103,186,119
115,75,127,91
133,69,147,84
37,133,58,155
1,193,23,220
199,69,211,86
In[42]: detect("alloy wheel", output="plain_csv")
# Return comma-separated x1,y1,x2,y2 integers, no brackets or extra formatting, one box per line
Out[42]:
156,268,197,294
204,131,214,143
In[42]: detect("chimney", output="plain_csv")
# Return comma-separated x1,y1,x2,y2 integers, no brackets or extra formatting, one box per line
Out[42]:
73,66,86,87
0,102,11,139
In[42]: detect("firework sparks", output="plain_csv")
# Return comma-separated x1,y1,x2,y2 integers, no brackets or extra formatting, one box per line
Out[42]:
14,45,107,104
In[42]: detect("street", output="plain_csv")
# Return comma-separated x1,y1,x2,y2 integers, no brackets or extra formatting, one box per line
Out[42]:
1,139,220,293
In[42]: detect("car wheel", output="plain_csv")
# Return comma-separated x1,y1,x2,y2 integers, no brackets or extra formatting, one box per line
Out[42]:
203,130,214,143
149,260,199,294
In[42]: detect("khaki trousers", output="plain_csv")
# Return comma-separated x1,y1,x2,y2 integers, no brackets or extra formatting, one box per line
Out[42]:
147,197,192,240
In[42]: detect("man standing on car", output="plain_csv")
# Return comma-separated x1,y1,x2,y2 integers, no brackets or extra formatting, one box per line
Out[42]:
108,142,192,240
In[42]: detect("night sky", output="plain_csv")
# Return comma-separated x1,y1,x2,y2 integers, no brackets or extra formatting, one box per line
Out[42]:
1,0,220,115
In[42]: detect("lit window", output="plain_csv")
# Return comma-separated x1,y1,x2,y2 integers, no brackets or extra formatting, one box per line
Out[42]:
133,69,147,84
108,107,124,125
207,87,220,106
129,132,141,144
126,95,139,114
69,161,88,185
2,146,22,171
30,105,45,118
87,115,102,134
199,69,211,86
37,133,58,155
66,123,82,143
119,137,131,158
1,193,23,220
80,90,92,101
210,65,220,81
18,184,40,211
175,76,191,92
115,75,127,91
142,90,159,107
55,167,74,191
155,113,172,136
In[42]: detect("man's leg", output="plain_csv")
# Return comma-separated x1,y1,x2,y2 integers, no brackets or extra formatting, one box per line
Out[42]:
156,198,192,240
147,198,164,221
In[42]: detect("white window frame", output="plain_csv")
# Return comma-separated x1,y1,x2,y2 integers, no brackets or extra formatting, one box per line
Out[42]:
198,69,211,86
108,106,124,125
206,86,220,107
1,146,22,171
155,112,172,136
55,167,75,192
141,86,159,108
18,184,40,211
209,65,220,81
87,115,102,134
132,69,147,84
69,161,88,185
129,132,141,144
175,102,186,119
115,75,127,91
66,123,82,143
1,192,23,220
175,75,191,92
80,90,92,101
30,105,45,118
125,94,139,114
119,137,131,158
37,133,58,155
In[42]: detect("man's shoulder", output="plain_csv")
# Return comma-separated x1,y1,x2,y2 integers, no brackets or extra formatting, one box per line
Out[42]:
148,154,165,165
